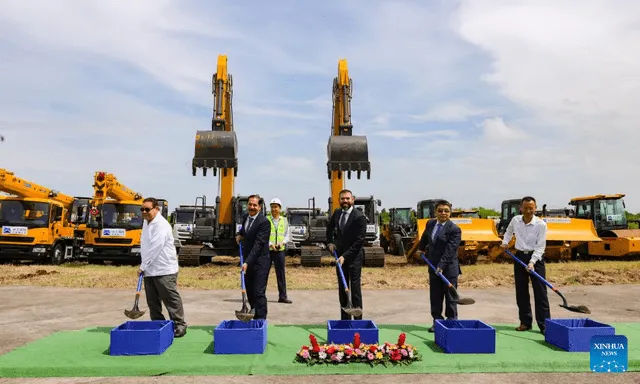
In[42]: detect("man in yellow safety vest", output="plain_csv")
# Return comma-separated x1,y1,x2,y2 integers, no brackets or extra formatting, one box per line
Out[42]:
268,198,292,304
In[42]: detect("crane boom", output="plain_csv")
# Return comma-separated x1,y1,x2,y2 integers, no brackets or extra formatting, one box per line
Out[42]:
0,168,75,207
91,171,142,207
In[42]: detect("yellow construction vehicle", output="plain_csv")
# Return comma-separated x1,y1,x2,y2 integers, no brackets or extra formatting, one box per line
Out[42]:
405,199,503,265
567,194,639,259
0,168,90,264
380,207,416,256
83,171,168,265
300,59,384,268
490,198,600,262
189,54,266,266
451,209,480,218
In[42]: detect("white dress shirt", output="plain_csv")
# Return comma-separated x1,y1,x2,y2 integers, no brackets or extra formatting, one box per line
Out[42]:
269,215,290,245
244,213,258,231
140,212,179,276
502,215,547,264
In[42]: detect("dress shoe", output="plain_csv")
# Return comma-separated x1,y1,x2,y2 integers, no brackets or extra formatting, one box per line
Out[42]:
174,327,187,338
278,298,293,304
515,324,531,332
428,326,435,333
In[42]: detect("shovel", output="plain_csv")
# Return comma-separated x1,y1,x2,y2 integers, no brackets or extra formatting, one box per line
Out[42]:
333,250,363,318
235,243,255,322
505,249,591,314
124,272,146,319
420,254,475,305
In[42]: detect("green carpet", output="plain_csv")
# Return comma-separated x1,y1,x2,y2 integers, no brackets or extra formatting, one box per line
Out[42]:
0,323,638,377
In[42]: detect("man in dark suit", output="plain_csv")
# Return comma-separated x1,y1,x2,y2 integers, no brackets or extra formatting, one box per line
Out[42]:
326,189,367,320
236,194,271,320
417,199,462,332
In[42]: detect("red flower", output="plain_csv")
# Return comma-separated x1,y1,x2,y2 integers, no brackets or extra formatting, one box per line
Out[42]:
397,332,406,346
309,334,320,353
391,350,402,361
327,346,336,355
353,332,361,349
345,349,353,356
369,345,377,353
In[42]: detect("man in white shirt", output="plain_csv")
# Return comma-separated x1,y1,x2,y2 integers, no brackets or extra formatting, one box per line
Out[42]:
267,198,292,304
139,197,187,338
501,196,550,335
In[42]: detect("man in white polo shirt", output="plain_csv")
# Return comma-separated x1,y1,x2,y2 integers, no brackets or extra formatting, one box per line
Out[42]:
501,196,550,335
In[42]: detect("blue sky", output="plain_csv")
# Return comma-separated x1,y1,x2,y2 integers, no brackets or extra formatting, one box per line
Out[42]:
1,0,639,212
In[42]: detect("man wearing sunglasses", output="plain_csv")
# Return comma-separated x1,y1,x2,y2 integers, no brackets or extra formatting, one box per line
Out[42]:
417,199,462,333
139,197,187,338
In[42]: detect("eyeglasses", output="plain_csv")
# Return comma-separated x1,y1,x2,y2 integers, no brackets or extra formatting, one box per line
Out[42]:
140,207,154,213
437,209,450,213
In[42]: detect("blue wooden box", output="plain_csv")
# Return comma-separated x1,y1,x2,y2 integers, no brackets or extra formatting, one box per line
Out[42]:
545,318,615,352
327,320,379,345
214,319,268,354
109,320,174,356
435,319,496,354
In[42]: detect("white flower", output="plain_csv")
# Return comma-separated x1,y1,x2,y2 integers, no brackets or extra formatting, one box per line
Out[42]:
336,352,344,361
318,351,327,359
409,351,414,358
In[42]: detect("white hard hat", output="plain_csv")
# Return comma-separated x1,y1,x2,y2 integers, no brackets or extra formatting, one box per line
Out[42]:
270,198,282,207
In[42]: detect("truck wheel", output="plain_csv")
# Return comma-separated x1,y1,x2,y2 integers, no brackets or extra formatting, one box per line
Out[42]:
51,244,64,265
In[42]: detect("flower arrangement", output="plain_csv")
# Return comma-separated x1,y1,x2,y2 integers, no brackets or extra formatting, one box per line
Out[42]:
294,332,421,366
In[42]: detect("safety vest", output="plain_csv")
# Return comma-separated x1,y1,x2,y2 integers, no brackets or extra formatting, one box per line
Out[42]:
269,216,287,244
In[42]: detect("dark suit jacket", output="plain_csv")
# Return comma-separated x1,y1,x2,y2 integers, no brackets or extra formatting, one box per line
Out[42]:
238,212,271,270
326,207,366,263
418,219,462,278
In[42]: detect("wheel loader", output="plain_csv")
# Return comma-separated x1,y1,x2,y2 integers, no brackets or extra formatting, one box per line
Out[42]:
380,207,416,256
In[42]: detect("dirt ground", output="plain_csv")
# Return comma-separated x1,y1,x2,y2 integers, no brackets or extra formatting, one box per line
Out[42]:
0,284,639,384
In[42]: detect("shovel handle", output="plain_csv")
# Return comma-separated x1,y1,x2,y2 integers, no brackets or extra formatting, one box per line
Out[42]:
333,250,349,292
136,272,144,294
505,249,556,292
420,254,453,287
239,243,246,292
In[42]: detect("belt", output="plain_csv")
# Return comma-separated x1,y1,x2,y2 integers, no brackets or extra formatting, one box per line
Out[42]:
516,250,533,255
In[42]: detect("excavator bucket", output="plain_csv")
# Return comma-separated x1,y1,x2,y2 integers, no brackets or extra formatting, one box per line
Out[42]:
193,130,238,177
543,217,601,242
327,135,370,179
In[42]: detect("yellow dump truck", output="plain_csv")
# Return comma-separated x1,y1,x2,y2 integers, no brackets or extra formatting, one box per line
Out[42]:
0,168,90,264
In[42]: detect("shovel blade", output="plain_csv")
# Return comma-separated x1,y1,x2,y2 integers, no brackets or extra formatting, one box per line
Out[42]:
124,309,145,319
458,297,476,305
560,304,591,314
342,306,363,318
235,308,255,322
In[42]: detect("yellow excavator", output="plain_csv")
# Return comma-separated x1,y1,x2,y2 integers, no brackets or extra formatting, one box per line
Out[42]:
0,168,90,264
490,198,601,262
300,59,384,268
405,199,503,265
567,194,639,259
83,171,168,265
189,54,266,266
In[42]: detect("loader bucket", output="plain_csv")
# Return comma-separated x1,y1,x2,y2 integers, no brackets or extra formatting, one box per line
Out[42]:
193,130,238,176
415,218,502,243
327,135,370,179
542,217,601,242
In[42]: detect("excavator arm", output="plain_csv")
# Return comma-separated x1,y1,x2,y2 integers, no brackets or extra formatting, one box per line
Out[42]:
192,54,237,226
0,168,75,207
327,59,371,212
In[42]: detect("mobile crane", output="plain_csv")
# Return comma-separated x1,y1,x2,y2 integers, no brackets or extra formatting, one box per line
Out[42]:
188,54,266,266
0,168,90,264
300,59,384,268
82,171,168,265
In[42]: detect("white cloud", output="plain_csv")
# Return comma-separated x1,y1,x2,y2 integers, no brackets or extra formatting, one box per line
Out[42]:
480,117,527,141
373,129,459,140
411,100,488,122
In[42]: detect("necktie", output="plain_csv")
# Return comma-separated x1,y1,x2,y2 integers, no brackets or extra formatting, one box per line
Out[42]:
340,211,348,230
432,223,442,240
246,217,254,231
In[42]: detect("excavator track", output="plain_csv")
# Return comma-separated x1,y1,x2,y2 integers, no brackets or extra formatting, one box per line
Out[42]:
363,246,385,268
178,244,203,267
300,246,323,267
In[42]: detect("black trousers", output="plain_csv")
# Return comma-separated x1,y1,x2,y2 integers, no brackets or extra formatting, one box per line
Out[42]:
514,251,551,331
245,264,269,319
429,269,458,323
268,250,288,300
336,253,363,320
143,273,187,329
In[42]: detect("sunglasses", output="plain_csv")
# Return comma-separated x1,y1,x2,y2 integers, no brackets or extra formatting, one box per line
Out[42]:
140,207,154,213
437,209,450,213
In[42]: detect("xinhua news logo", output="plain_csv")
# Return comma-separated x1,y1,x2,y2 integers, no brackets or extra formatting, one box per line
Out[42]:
590,335,628,373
